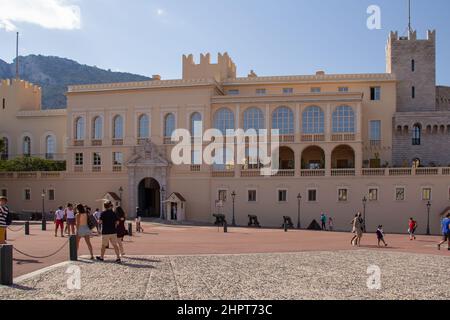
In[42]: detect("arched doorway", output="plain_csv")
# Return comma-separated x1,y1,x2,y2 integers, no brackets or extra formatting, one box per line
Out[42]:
331,145,355,169
301,146,325,169
278,146,295,169
138,178,161,217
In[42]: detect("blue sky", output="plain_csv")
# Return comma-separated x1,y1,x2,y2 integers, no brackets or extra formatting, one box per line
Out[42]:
0,0,449,84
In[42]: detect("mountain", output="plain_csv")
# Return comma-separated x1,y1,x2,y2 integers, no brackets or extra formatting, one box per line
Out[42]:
0,55,152,109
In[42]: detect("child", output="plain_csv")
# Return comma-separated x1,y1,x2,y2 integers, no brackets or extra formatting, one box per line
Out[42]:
376,225,388,247
136,216,144,233
328,217,334,232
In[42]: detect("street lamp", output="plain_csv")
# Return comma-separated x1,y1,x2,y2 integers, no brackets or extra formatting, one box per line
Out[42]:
362,196,367,233
118,186,123,206
231,191,236,226
297,193,302,229
426,201,431,236
161,186,166,220
41,189,46,231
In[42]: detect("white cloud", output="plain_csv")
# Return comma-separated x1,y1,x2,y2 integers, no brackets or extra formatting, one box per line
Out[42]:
0,0,81,31
156,9,165,16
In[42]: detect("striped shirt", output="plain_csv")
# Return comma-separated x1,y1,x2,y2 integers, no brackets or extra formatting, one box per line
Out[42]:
0,205,9,227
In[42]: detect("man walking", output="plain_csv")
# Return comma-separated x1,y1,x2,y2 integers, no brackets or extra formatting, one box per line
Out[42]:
96,201,121,263
54,206,65,237
0,196,10,244
437,213,450,251
320,212,327,231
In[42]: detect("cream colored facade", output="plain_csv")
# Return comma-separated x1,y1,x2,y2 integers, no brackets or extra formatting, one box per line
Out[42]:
1,30,450,235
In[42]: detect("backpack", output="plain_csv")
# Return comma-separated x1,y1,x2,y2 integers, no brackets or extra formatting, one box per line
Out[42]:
87,214,97,230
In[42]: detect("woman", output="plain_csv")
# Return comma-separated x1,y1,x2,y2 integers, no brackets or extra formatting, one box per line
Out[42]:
115,206,128,257
75,204,94,260
408,218,417,240
65,203,76,236
350,212,364,247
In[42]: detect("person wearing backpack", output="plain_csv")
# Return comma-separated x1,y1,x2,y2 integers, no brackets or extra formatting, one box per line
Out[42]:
0,196,10,244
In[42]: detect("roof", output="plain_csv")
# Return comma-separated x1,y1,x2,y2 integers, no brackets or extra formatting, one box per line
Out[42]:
440,207,450,216
169,192,186,202
105,192,121,201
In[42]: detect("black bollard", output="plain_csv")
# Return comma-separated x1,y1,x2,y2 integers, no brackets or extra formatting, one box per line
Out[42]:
25,221,30,235
224,221,228,233
41,219,47,231
0,245,13,286
128,223,133,237
284,223,288,232
69,235,77,261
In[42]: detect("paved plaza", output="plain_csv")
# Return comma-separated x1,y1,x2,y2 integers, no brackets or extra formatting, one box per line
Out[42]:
1,222,449,300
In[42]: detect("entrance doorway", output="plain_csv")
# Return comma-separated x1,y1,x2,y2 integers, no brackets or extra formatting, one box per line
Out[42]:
138,178,161,217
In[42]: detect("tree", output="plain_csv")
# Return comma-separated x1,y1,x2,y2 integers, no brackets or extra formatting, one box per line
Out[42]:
0,157,66,172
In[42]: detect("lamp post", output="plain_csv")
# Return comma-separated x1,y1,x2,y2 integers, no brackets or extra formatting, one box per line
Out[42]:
426,201,431,236
118,186,123,207
161,186,166,220
297,193,302,229
41,189,46,231
231,191,236,227
362,196,367,233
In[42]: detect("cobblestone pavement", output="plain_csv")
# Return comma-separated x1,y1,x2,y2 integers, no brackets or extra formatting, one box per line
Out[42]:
1,250,449,300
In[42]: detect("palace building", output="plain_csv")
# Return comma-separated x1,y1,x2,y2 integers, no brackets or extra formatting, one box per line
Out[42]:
1,29,450,234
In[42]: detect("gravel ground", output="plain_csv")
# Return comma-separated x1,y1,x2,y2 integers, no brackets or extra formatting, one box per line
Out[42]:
1,250,449,300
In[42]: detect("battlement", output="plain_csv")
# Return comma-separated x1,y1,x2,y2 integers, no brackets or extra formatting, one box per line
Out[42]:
0,78,41,94
182,52,237,82
388,29,436,44
0,79,42,111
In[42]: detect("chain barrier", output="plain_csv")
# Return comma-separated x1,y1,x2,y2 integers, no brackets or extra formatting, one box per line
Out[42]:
7,225,25,232
12,239,70,259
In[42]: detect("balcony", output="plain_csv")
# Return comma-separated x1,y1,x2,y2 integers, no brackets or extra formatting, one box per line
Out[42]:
241,169,262,177
300,169,326,177
331,169,356,177
212,169,235,177
301,134,325,142
331,133,356,142
112,139,124,146
91,140,102,146
190,165,201,172
113,165,122,172
164,137,175,145
73,140,84,147
137,138,148,145
92,166,102,173
274,135,295,143
271,169,295,177
74,166,83,173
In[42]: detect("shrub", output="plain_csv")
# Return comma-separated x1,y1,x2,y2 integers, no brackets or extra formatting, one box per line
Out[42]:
0,157,66,172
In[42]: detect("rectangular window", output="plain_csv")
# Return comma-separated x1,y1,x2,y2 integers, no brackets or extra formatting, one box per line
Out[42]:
370,87,381,101
256,89,266,95
113,152,123,165
24,189,31,201
218,190,227,202
369,120,381,142
278,190,287,202
311,87,321,93
248,190,257,202
368,188,379,201
396,187,405,201
48,189,55,201
412,86,416,99
75,153,83,166
308,189,317,202
93,153,102,166
228,89,239,95
422,188,432,201
338,87,349,92
0,189,7,197
283,88,294,94
338,189,348,202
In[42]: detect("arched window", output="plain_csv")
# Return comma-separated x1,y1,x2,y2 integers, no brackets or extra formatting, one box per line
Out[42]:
23,136,31,156
138,114,149,138
272,107,294,135
1,137,8,160
332,106,355,133
113,115,123,139
243,107,265,132
412,158,421,168
46,135,56,159
92,116,103,140
190,112,202,135
302,106,325,134
214,108,235,134
75,117,85,140
412,124,421,145
164,113,176,138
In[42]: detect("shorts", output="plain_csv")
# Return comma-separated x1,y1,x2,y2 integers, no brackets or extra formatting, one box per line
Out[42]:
0,227,5,244
442,233,449,241
55,220,64,228
77,225,91,237
102,234,118,247
67,218,76,226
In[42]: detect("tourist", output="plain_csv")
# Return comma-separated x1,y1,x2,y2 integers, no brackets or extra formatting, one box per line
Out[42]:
96,201,121,263
437,213,450,251
93,208,102,234
350,212,364,247
328,217,334,232
320,212,327,231
0,196,9,245
54,206,65,237
65,203,76,236
75,204,94,260
115,206,128,257
408,218,417,240
376,225,388,247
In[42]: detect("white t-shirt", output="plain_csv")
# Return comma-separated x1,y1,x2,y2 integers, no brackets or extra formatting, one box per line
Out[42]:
66,209,75,219
55,209,65,221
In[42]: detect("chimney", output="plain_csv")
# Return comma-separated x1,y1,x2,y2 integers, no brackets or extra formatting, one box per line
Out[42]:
152,74,161,81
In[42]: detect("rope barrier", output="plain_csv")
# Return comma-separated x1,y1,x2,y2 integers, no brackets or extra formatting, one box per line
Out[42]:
12,239,70,259
7,225,25,232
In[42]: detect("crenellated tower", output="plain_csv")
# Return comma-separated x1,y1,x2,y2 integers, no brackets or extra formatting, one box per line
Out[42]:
182,52,237,82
